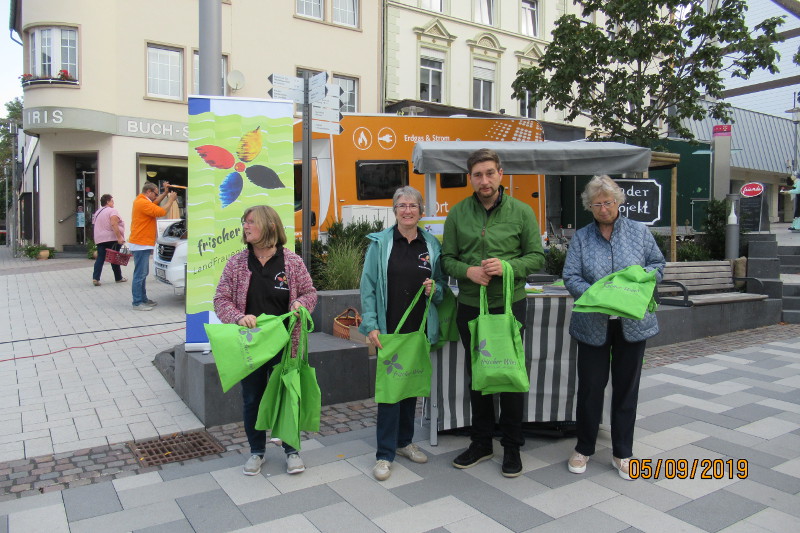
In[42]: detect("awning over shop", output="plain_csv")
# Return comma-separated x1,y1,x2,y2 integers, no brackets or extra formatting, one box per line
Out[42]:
412,140,652,176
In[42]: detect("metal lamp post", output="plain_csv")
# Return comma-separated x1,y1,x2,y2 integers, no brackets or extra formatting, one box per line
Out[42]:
785,92,800,221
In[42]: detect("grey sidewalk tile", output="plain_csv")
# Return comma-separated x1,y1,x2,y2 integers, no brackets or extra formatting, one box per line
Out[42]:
636,411,696,433
314,426,376,447
744,508,800,532
373,495,481,533
636,384,688,403
238,484,344,525
722,404,785,423
176,489,250,533
593,495,706,533
305,501,383,533
750,358,794,370
7,503,68,533
297,438,374,469
737,462,800,494
692,437,785,468
681,421,764,448
157,453,244,481
117,473,220,509
670,406,748,430
525,507,629,533
0,491,63,516
68,500,185,533
726,479,800,519
62,480,122,522
667,490,765,532
523,479,618,519
0,514,6,533
132,518,195,533
588,471,690,512
751,433,800,460
526,455,613,490
328,475,410,520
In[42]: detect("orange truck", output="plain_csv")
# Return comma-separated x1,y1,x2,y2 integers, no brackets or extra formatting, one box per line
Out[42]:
291,114,547,239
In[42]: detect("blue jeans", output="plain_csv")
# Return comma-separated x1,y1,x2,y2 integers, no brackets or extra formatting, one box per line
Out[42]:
241,359,297,456
92,241,122,282
376,397,417,462
131,249,151,306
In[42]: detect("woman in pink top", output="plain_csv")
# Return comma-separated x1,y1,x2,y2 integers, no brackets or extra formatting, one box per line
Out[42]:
92,194,127,286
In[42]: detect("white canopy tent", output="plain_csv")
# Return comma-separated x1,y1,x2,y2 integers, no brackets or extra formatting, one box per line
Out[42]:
411,140,652,217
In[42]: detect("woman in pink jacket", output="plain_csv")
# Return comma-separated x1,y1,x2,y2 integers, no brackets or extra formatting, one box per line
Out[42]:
91,194,127,286
213,205,317,477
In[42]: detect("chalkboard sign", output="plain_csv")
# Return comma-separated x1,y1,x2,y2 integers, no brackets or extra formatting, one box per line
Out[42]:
615,179,662,225
740,196,765,232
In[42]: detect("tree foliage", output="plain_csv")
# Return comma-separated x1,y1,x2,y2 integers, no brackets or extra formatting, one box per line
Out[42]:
512,0,784,146
1,98,24,226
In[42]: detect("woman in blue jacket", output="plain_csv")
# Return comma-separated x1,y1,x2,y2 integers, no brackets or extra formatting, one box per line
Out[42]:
563,175,665,480
359,186,446,481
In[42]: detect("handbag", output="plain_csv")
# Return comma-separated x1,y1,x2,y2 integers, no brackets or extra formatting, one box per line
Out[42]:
375,283,434,404
467,260,530,394
255,307,319,450
204,310,295,393
572,265,658,320
431,284,459,351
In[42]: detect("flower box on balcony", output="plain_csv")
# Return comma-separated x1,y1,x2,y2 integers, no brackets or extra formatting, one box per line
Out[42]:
22,78,79,88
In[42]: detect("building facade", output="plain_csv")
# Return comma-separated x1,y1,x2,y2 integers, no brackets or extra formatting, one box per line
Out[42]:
11,0,381,249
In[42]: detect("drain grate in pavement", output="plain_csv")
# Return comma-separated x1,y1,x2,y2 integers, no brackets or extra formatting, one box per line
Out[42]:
128,431,225,467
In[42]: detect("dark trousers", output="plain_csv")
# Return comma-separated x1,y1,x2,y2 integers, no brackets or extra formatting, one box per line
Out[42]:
456,299,527,450
241,359,296,457
376,397,417,462
575,319,645,459
92,241,123,282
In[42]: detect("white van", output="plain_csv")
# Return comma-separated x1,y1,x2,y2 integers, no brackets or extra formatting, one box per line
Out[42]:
154,219,187,289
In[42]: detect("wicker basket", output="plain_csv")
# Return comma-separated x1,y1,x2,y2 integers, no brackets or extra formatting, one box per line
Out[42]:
105,247,132,266
333,307,362,339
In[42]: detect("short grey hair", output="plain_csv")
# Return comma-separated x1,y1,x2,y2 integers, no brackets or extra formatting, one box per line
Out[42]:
581,175,626,211
392,186,425,216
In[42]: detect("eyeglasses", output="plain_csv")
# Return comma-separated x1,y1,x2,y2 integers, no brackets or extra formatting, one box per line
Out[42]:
590,200,617,209
395,203,419,211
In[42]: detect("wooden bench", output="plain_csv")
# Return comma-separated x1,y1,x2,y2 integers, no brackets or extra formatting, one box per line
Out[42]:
658,260,767,307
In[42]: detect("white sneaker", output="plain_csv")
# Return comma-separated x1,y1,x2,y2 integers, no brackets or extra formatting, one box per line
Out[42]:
373,459,391,481
242,454,264,476
286,453,305,474
568,451,589,474
132,304,153,311
396,443,428,463
612,456,632,480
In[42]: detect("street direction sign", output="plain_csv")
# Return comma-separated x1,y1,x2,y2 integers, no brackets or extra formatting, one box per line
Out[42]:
311,106,344,123
326,83,344,98
308,84,328,104
309,71,328,90
268,86,303,103
312,120,344,135
316,94,343,110
268,73,302,91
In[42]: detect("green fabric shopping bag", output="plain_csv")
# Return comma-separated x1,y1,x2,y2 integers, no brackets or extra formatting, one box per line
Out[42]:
375,283,434,404
572,265,658,320
431,284,460,351
468,260,530,394
296,308,321,433
254,315,297,432
204,310,295,393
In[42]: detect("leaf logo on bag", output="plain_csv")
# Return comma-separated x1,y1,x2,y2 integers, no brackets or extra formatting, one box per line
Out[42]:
477,339,492,358
383,353,404,374
238,327,261,343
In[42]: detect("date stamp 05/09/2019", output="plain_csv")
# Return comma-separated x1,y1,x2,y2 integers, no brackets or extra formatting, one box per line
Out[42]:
629,458,749,480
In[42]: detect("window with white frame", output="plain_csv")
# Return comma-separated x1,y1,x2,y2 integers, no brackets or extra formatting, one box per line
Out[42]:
27,26,78,80
147,45,183,100
420,49,444,103
475,0,495,25
297,0,323,19
333,75,358,112
472,59,495,111
192,53,228,95
421,0,443,12
521,1,539,37
518,89,536,118
333,0,358,26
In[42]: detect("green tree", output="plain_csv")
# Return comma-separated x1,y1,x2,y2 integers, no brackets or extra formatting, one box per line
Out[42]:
1,98,24,230
512,0,784,147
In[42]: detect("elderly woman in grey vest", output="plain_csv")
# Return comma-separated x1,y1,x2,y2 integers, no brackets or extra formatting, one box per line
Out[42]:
562,175,665,480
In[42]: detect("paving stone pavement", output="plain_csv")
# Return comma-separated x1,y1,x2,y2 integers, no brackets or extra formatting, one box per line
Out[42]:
1,235,799,531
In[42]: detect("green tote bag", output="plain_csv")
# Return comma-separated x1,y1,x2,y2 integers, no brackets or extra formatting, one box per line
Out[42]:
375,284,434,404
296,308,321,433
431,284,460,351
572,265,658,320
468,260,530,394
204,310,295,393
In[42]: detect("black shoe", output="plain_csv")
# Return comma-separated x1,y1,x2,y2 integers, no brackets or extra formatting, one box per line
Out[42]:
501,448,522,478
452,443,493,469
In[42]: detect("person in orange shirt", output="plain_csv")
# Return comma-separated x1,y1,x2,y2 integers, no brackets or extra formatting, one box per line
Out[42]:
129,181,177,311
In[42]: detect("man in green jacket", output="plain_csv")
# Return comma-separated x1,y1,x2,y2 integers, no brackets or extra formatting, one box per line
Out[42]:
442,148,545,478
